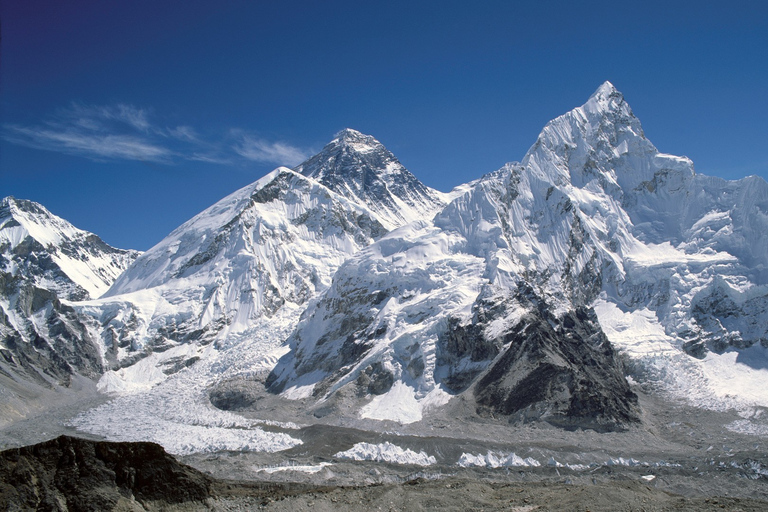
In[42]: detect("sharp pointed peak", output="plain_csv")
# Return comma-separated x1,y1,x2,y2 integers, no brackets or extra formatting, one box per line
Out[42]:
331,128,381,147
582,81,627,114
593,80,619,97
1,196,50,218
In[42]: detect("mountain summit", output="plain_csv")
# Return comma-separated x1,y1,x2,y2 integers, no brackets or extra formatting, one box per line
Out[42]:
294,129,448,229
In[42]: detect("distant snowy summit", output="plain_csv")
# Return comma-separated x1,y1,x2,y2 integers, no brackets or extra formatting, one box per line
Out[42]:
3,82,768,432
1,197,138,300
294,128,449,230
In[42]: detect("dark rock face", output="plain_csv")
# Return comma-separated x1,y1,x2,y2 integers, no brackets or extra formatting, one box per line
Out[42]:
0,282,103,388
294,129,445,228
265,279,381,396
472,303,639,432
437,317,502,392
0,435,212,511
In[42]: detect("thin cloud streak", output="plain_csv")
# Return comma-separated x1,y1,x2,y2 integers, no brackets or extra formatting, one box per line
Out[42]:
4,125,172,162
167,125,199,142
234,136,311,167
2,102,312,167
62,103,152,132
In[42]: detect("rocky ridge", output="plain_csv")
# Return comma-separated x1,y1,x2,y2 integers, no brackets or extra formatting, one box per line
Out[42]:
0,435,212,511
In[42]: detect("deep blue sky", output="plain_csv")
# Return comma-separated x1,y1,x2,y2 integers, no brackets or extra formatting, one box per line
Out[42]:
2,0,767,250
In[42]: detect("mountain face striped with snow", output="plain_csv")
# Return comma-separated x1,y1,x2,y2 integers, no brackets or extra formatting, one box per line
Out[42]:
75,168,388,385
294,129,449,230
0,197,138,388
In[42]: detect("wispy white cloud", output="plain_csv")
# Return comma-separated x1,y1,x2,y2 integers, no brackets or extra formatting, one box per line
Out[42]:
233,135,311,167
2,102,313,168
3,102,169,162
4,125,172,162
167,125,199,142
61,103,152,132
188,153,233,165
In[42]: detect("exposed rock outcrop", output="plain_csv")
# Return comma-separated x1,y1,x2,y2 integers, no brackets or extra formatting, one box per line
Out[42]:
0,435,212,511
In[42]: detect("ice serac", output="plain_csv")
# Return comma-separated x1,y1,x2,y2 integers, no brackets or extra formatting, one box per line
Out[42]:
80,167,387,385
294,128,448,230
0,197,138,419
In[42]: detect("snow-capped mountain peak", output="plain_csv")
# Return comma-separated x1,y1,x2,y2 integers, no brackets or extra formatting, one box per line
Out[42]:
1,196,138,300
523,80,663,193
69,130,455,392
583,80,624,113
293,129,448,230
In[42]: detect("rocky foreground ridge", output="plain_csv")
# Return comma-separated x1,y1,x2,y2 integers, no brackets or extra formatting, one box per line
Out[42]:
0,435,211,510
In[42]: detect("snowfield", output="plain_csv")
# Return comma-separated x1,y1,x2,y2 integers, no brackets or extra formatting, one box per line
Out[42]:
594,296,768,414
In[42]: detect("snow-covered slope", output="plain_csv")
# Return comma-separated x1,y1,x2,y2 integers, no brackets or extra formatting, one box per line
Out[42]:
294,129,449,230
74,130,452,391
268,82,768,429
0,197,138,301
75,167,389,388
